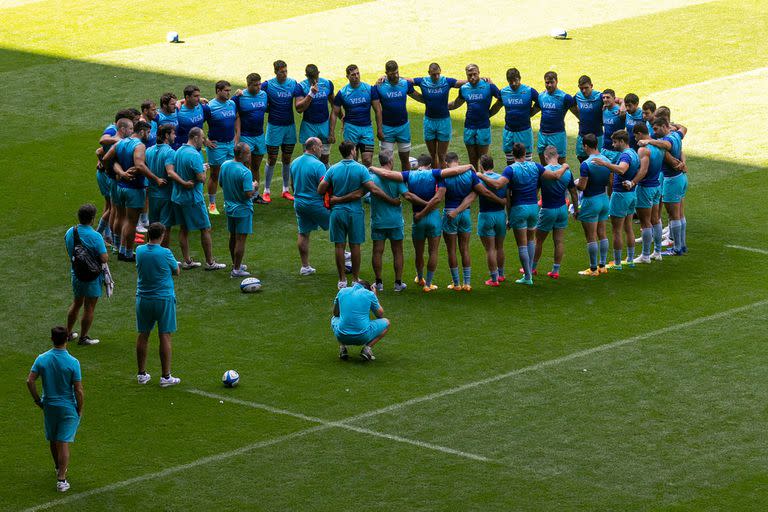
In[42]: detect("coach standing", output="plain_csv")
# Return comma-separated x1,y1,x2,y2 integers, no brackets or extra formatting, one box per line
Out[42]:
26,326,84,493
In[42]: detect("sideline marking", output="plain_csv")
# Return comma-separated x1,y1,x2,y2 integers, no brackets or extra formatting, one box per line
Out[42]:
725,244,768,255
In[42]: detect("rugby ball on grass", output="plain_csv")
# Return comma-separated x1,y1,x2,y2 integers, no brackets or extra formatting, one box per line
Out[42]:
550,28,567,39
240,277,262,293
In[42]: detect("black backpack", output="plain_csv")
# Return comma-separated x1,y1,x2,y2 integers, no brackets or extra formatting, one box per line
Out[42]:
71,226,102,282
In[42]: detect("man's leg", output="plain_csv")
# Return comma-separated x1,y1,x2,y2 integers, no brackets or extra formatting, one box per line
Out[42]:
115,205,126,255
350,243,362,282
263,148,279,200
444,233,459,286
122,207,141,257
426,235,440,286
80,297,98,338
178,226,191,263
581,221,599,272
361,151,373,168
56,442,70,481
623,214,636,262
526,228,536,272
534,229,549,270
50,441,58,472
200,228,215,264
425,140,438,169
664,202,683,253
67,296,84,337
372,239,385,284
465,144,479,171
413,238,426,283
233,233,248,270
514,228,532,281
436,141,449,169
136,332,150,374
391,239,404,284
480,236,497,282
597,221,609,269
458,231,472,287
495,236,506,278
552,228,565,274
207,164,221,208
611,216,624,266
228,232,236,265
159,332,172,378
651,203,663,255
334,243,347,282
280,146,295,197
250,155,262,184
398,150,410,172
367,319,390,347
298,233,311,267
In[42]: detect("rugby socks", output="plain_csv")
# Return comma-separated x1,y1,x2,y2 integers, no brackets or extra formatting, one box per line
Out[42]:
490,269,499,282
505,153,514,165
587,241,598,270
282,163,291,191
264,164,275,193
552,263,561,274
670,219,683,252
680,217,687,249
627,246,635,261
449,267,460,286
653,222,663,253
518,246,531,279
599,239,609,266
208,194,216,205
139,212,149,225
531,260,538,271
614,249,623,266
119,244,126,256
527,240,535,264
462,266,471,286
97,218,108,234
641,228,653,257
498,266,505,278
416,269,423,281
425,270,435,286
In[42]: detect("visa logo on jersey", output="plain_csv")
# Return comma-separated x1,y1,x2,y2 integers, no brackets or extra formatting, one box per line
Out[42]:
385,92,403,98
467,94,484,100
542,102,557,109
425,88,444,95
506,98,524,105
348,97,368,105
276,92,292,98
249,102,266,109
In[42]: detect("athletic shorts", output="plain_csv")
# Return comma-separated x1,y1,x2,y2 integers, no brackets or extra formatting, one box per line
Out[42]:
537,131,567,158
609,190,637,218
266,123,297,147
371,226,404,241
329,208,366,244
343,123,374,148
227,213,253,235
423,116,452,142
117,186,146,210
148,196,175,227
382,122,411,143
331,317,389,346
463,127,491,146
580,193,609,223
508,203,539,230
536,204,569,232
136,296,177,334
173,201,211,231
71,273,102,298
44,404,80,443
207,140,234,166
295,202,330,234
96,170,111,198
636,185,662,209
477,210,507,238
299,120,331,154
576,134,604,158
502,127,534,155
442,208,472,234
662,173,687,204
411,210,442,240
239,134,267,156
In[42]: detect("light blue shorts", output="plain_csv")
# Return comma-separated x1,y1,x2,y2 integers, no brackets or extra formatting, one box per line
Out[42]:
536,205,569,232
72,274,102,298
295,202,330,234
662,173,688,204
96,170,111,198
423,116,452,142
576,134,604,158
442,209,472,234
537,131,567,158
382,122,411,143
329,208,366,244
207,140,234,166
174,201,211,231
117,186,146,210
332,317,389,345
463,127,491,146
227,213,253,235
509,203,539,230
477,210,507,238
411,211,442,240
266,123,297,147
502,127,534,155
136,296,177,334
343,123,374,147
580,193,609,223
44,404,80,442
148,196,175,227
609,190,637,218
371,226,404,241
636,185,662,209
239,134,266,156
299,120,330,144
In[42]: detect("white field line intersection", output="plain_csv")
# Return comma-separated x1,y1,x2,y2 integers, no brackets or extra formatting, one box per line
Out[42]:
23,298,768,512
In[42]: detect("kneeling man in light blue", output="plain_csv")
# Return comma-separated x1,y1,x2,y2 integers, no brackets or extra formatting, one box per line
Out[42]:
219,143,257,277
135,223,181,388
331,279,390,361
26,326,84,492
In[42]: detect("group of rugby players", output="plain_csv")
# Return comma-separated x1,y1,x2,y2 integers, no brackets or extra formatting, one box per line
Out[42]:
94,59,688,291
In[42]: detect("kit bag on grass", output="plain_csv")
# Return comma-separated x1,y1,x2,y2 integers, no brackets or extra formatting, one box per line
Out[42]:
71,226,101,281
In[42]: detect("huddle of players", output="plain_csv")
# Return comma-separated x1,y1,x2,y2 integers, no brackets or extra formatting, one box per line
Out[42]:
93,59,689,285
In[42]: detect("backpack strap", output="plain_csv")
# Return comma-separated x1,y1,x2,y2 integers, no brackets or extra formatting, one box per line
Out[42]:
73,225,81,247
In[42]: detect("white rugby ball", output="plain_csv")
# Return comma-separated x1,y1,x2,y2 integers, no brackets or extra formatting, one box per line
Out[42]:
550,27,567,39
409,156,418,170
222,370,239,388
240,277,262,293
166,31,180,43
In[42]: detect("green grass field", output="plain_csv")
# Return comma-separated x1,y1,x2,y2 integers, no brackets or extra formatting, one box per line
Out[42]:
1,1,767,510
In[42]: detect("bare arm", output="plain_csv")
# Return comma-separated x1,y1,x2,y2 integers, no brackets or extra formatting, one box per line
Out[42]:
74,381,83,416
317,177,330,195
404,191,428,207
414,187,445,220
489,98,503,117
407,90,424,104
476,172,509,190
592,159,628,175
368,166,404,182
166,164,194,189
234,114,241,144
295,92,314,113
638,138,671,151
568,185,580,218
372,100,384,141
630,149,649,188
328,105,341,144
330,188,366,205
473,183,505,205
364,181,400,206
569,103,580,119
439,164,473,178
530,105,541,117
448,94,465,111
26,372,42,408
448,191,476,217
540,164,570,180
671,123,687,137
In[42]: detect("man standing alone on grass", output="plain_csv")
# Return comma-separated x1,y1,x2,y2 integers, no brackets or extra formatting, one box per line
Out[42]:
135,223,181,387
26,326,84,492
332,279,390,361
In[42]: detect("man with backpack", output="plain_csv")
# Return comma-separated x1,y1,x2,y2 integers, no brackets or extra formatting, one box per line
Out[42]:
64,204,109,345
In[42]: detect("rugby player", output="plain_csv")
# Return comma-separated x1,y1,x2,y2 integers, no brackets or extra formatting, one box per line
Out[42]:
491,68,539,163
572,75,604,163
262,60,300,202
233,73,268,203
601,89,625,151
575,134,612,275
203,80,237,215
330,64,382,168
534,71,575,164
631,123,665,263
475,155,508,286
295,64,335,167
219,142,257,277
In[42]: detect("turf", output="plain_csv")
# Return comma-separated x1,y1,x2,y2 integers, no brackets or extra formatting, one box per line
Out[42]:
1,1,767,510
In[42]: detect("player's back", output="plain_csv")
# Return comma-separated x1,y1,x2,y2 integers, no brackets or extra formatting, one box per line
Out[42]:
581,155,611,196
478,171,506,212
325,160,370,211
402,169,441,212
641,145,664,186
292,154,325,204
540,164,573,208
505,162,540,205
442,171,479,208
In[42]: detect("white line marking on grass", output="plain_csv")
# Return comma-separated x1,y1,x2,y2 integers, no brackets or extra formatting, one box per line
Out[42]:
187,388,491,462
726,244,768,255
24,299,767,511
652,67,768,95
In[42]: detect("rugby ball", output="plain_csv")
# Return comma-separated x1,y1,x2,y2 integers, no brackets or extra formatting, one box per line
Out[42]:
166,31,180,43
409,156,418,170
222,370,239,388
240,277,262,293
550,27,567,39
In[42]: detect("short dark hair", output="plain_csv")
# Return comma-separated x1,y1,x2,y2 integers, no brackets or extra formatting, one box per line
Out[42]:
215,80,231,92
445,151,459,164
378,150,394,166
51,326,67,346
273,60,287,72
246,73,261,84
140,99,155,112
611,129,629,144
633,123,649,136
603,88,616,98
345,64,358,76
642,100,656,112
651,117,669,128
385,60,398,73
506,68,521,82
78,203,97,225
578,75,592,86
339,141,355,158
428,62,441,73
234,142,250,161
544,71,558,81
357,279,372,290
512,143,526,159
183,85,200,99
115,109,136,123
127,108,141,119
147,222,165,241
655,106,671,120
624,93,639,106
416,153,432,168
157,124,175,144
160,92,177,108
582,133,598,149
133,120,151,133
305,64,319,80
479,154,493,171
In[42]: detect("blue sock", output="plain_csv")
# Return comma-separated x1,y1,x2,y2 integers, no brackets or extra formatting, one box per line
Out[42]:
518,246,531,279
105,226,112,239
462,266,471,286
642,228,652,256
125,248,133,258
498,266,505,277
208,194,216,205
449,267,459,286
552,263,561,274
425,270,434,286
587,241,598,270
599,239,609,266
97,218,107,234
282,163,291,190
614,249,623,266
417,269,423,280
264,164,274,192
680,217,687,249
490,270,498,282
670,219,682,252
527,241,535,264
119,244,126,256
653,222,663,252
139,212,149,224
627,246,635,261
